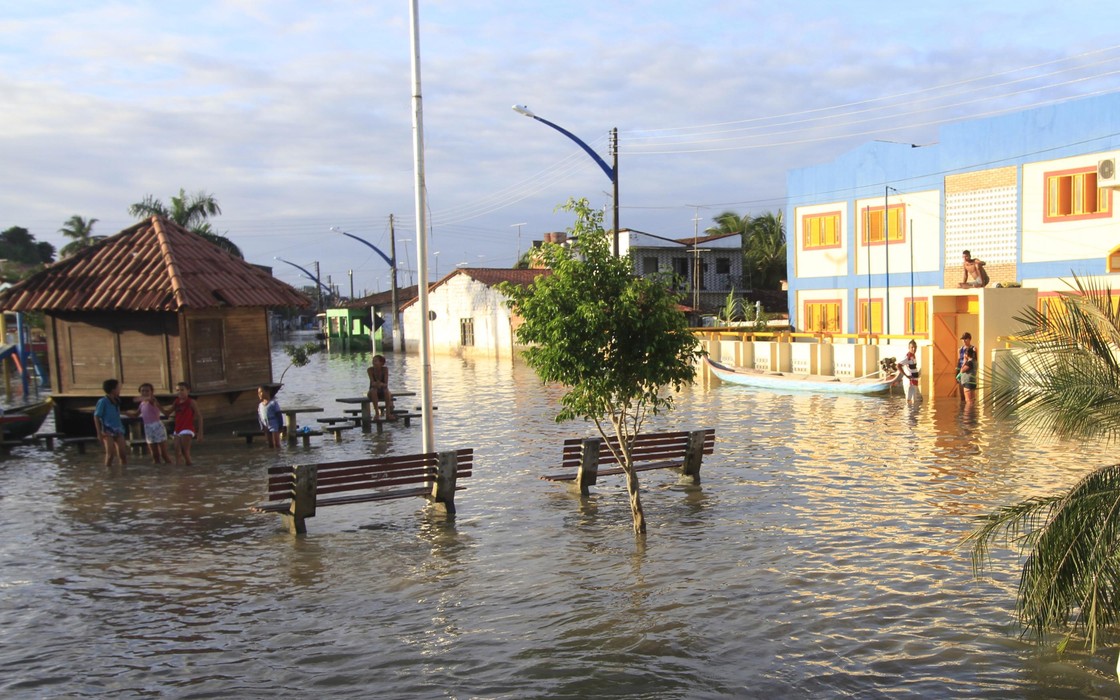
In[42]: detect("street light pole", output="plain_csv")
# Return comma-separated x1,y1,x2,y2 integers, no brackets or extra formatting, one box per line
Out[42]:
512,104,620,256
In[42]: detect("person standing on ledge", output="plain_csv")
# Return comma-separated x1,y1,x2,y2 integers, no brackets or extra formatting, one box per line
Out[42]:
959,250,989,288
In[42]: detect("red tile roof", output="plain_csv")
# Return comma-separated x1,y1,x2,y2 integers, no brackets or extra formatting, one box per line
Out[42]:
0,217,311,311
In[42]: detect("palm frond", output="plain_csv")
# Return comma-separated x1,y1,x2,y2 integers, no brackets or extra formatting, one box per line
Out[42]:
968,463,1120,650
991,275,1120,443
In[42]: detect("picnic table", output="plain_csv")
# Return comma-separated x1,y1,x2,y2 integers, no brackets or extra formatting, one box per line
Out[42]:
336,392,415,433
280,405,323,445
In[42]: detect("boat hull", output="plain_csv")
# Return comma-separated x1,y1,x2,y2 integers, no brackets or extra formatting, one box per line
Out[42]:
0,397,53,440
705,359,897,395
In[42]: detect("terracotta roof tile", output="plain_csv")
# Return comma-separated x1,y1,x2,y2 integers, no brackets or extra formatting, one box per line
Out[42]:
0,217,311,312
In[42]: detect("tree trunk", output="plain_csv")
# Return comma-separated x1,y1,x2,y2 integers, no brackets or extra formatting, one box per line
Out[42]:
625,468,646,534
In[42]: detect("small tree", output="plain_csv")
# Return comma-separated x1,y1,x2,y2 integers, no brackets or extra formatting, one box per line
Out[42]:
278,342,322,383
501,198,703,535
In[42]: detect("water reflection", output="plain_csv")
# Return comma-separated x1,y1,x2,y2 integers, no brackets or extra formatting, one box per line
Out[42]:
1,345,1117,697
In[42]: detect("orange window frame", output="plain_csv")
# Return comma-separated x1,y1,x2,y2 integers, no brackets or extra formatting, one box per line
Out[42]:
1043,166,1112,222
802,211,842,250
860,203,906,246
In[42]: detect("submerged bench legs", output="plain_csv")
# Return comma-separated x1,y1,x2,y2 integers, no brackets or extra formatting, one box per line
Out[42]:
281,463,318,535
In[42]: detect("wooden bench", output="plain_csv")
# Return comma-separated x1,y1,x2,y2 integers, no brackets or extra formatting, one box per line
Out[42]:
32,432,66,449
323,424,356,441
542,429,715,496
235,428,323,447
316,416,360,426
252,448,474,534
61,436,101,454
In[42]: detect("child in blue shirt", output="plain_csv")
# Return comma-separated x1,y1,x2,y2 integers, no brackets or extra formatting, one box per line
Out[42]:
257,385,283,449
94,378,129,466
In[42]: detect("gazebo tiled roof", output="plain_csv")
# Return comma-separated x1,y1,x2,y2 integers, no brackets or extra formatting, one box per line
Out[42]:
0,217,311,312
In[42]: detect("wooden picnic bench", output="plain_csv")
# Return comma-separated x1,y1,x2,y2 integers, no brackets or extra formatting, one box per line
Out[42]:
542,428,715,495
234,428,324,447
252,448,474,534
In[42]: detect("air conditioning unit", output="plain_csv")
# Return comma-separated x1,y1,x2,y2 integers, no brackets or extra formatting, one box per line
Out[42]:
1099,158,1120,187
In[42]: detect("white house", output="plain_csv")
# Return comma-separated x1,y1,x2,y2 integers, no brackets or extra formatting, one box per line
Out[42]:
399,268,548,358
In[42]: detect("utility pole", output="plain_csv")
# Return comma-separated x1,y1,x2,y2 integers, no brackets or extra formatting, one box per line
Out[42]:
611,127,620,257
390,214,401,352
512,222,527,263
692,208,702,311
314,261,322,312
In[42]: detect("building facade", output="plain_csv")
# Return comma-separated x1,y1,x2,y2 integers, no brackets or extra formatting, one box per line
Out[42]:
618,229,744,313
786,92,1120,338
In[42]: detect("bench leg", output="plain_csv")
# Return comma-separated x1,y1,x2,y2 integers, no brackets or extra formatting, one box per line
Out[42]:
282,464,317,534
678,430,706,486
430,450,459,515
575,437,601,496
76,441,88,454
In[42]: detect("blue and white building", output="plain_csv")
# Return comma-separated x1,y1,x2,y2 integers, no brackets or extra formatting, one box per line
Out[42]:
786,92,1120,338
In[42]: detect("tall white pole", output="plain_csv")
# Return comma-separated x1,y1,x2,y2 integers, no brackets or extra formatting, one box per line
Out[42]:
409,0,434,452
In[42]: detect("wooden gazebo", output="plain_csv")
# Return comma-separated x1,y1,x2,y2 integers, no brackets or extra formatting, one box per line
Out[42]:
0,216,311,433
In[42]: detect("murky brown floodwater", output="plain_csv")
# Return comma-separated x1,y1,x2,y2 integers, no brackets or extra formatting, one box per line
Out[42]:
1,337,1117,698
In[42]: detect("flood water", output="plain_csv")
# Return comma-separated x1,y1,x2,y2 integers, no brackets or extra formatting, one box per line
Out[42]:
1,341,1118,698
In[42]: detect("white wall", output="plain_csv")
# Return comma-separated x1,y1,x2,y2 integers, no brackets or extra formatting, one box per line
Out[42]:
400,275,518,358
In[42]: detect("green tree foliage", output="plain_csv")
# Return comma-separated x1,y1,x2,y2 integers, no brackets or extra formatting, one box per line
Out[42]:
706,210,786,290
279,342,322,383
967,275,1120,655
501,198,702,535
0,226,54,265
128,188,243,258
58,215,99,258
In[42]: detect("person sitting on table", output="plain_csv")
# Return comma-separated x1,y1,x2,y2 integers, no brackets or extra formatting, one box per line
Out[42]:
367,354,396,420
257,385,283,448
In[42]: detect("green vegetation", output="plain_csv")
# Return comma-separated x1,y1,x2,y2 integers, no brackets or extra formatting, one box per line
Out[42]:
967,275,1120,656
279,342,322,383
129,188,242,258
58,215,99,259
705,209,787,290
501,198,702,535
0,226,55,280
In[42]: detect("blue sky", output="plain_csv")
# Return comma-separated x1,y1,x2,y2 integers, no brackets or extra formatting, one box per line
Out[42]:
3,1,1120,295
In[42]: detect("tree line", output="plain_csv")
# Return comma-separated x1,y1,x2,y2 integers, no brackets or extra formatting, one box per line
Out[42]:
1,189,239,281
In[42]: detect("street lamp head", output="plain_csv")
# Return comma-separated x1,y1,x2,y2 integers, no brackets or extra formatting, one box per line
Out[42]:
512,104,536,118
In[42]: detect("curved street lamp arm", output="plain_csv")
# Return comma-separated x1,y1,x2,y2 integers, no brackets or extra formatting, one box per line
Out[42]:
330,228,395,267
273,257,331,294
519,112,615,182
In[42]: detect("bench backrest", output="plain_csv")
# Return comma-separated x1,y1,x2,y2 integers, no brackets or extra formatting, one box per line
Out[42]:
560,429,715,470
262,448,473,505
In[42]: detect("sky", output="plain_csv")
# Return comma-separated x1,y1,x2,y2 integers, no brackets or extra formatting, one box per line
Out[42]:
3,1,1120,297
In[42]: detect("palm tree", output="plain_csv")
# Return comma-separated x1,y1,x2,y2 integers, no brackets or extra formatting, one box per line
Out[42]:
128,188,242,258
58,215,98,258
966,275,1120,656
746,211,786,290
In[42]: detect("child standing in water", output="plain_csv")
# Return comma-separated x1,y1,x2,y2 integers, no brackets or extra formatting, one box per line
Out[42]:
898,340,921,403
136,383,171,464
257,385,283,449
171,381,203,465
93,378,129,467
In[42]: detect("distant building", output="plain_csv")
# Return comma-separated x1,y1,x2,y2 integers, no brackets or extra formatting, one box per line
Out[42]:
618,229,744,313
787,91,1120,337
784,91,1120,394
0,216,310,432
400,268,548,358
